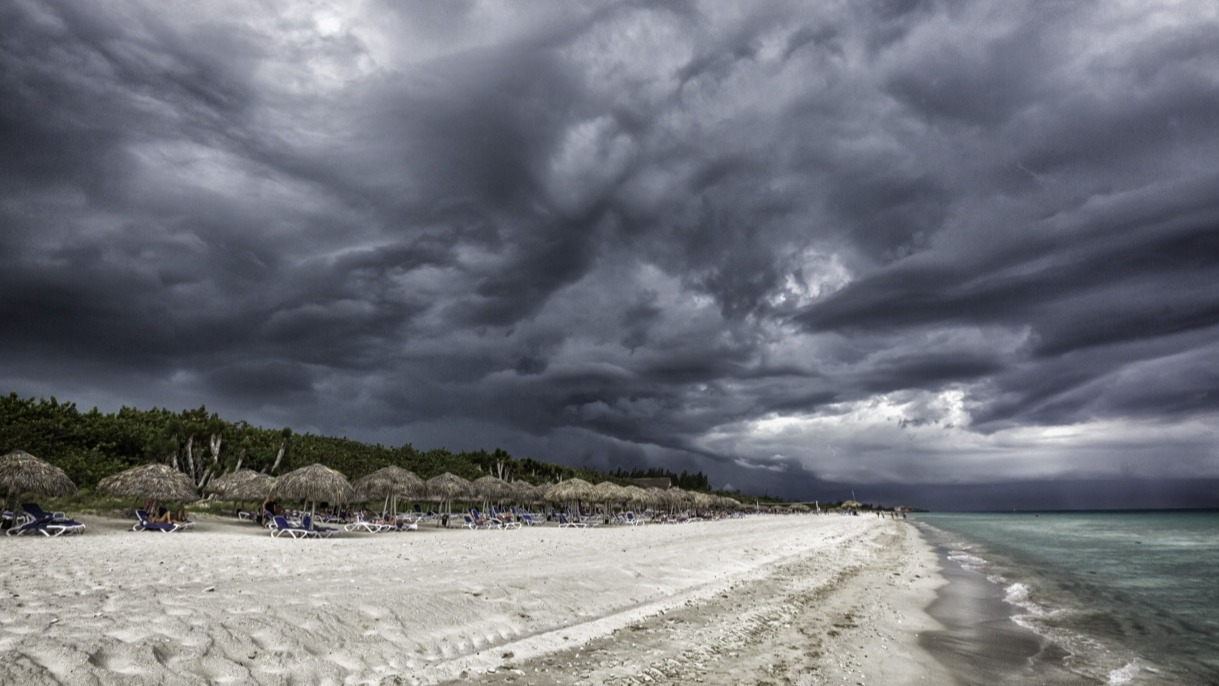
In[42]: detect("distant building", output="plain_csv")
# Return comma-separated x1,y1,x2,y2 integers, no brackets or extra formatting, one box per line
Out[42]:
627,477,671,490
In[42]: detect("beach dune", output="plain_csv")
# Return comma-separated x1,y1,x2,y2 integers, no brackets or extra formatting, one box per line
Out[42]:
1,515,948,685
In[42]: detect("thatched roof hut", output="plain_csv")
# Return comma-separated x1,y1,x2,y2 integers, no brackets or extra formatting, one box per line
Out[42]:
425,472,474,501
206,469,275,501
690,491,715,511
269,463,353,505
543,477,595,503
98,464,197,502
0,450,77,509
472,475,513,502
510,480,540,503
621,485,650,507
646,487,669,509
353,466,425,501
591,481,629,503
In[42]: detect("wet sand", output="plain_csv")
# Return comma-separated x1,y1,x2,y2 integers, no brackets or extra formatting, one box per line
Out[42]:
918,526,1095,685
2,514,950,685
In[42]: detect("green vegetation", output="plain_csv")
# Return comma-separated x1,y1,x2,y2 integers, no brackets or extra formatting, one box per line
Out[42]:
0,392,756,506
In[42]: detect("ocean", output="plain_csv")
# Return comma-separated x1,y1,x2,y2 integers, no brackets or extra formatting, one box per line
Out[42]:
913,511,1219,685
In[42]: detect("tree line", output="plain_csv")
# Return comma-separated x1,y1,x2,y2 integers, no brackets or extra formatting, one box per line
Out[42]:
0,393,723,496
609,467,713,492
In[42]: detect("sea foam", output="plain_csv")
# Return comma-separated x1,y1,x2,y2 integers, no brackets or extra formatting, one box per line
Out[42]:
1106,659,1140,685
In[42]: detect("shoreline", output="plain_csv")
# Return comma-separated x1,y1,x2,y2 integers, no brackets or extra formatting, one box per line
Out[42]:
916,523,1091,686
3,514,952,685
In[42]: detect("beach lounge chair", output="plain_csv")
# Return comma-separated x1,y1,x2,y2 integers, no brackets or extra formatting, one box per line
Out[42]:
462,513,479,529
270,515,318,539
6,515,51,536
20,503,66,521
18,503,86,535
625,511,641,526
4,510,76,537
558,514,587,528
133,509,183,533
344,514,394,533
302,514,337,538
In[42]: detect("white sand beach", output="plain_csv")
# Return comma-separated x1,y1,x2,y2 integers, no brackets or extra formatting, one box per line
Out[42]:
2,515,950,685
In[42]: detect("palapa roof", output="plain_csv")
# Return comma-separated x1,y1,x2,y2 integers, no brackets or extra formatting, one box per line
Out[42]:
509,480,540,502
353,466,425,501
646,487,669,507
206,469,275,501
591,481,629,502
0,450,77,500
666,487,692,506
269,463,354,504
98,463,197,502
621,484,650,504
543,477,595,502
471,475,513,501
425,472,474,500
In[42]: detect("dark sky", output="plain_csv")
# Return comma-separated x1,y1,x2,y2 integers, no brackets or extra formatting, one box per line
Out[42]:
3,1,1218,508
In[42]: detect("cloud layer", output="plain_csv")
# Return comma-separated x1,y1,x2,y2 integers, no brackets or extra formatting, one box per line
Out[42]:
4,0,1218,505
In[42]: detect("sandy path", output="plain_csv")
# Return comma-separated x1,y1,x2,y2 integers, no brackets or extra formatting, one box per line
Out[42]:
1,515,947,685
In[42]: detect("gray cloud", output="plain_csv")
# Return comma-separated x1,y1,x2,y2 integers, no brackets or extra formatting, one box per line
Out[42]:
3,0,1218,507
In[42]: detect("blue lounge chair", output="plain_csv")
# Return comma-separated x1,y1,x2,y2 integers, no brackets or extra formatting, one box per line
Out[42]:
6,513,52,536
16,503,86,535
270,515,318,539
302,514,337,538
558,514,587,528
133,509,183,533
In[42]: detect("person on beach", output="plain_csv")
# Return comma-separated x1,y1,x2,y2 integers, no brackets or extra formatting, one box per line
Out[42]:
151,505,190,524
260,497,279,525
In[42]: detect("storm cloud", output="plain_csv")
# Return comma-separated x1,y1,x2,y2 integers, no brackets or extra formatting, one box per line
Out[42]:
3,0,1218,508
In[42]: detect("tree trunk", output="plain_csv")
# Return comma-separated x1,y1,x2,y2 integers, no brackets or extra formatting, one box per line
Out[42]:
269,439,286,475
185,436,196,482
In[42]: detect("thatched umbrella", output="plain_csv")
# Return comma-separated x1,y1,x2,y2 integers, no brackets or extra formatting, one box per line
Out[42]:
207,469,275,502
510,480,540,505
621,484,648,504
269,463,353,516
666,487,692,513
472,475,512,500
354,466,425,516
591,481,629,516
543,477,594,503
426,472,473,516
0,450,77,513
99,464,198,503
544,477,596,517
645,487,669,511
691,491,715,514
472,475,512,513
591,481,626,502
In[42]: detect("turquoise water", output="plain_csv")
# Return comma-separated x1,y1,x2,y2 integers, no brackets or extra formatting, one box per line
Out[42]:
915,511,1219,685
